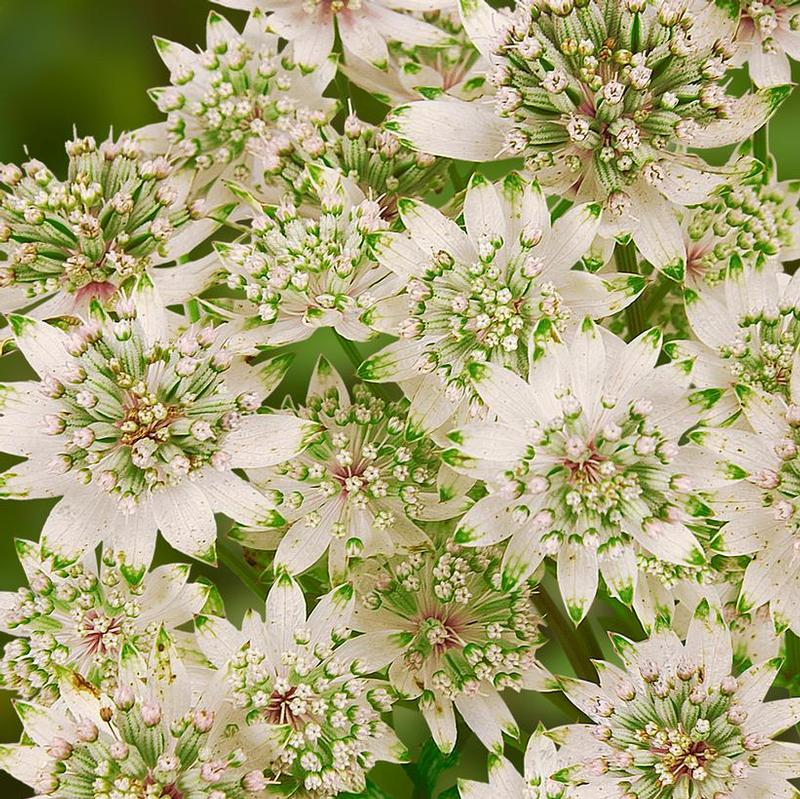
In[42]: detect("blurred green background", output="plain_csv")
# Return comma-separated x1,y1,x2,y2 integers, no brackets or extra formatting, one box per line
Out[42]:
0,1,799,796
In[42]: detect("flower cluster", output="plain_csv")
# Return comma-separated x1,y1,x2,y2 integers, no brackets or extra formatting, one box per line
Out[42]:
1,0,800,797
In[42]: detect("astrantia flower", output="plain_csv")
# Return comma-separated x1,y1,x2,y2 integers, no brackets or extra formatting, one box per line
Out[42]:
0,635,274,799
728,0,800,87
352,541,551,754
556,601,800,799
195,576,407,798
0,540,209,704
213,0,454,72
666,264,800,405
445,319,718,623
215,167,402,346
146,11,336,188
238,357,470,579
390,0,790,276
0,282,318,581
681,174,800,287
691,381,800,635
0,133,228,318
457,727,575,799
342,7,490,105
358,172,643,431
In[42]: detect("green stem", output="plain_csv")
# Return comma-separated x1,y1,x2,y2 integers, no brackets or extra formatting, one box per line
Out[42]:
616,240,646,340
217,538,266,602
533,584,600,682
550,197,573,221
334,332,394,402
335,330,365,374
752,123,769,168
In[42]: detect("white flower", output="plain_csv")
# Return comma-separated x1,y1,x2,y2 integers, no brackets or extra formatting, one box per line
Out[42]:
0,133,228,318
216,167,402,346
342,7,491,105
389,0,791,277
556,601,800,799
238,357,470,580
666,264,800,412
0,635,273,799
0,541,209,704
0,281,319,580
681,176,800,287
446,320,717,623
358,172,643,431
195,576,408,798
457,727,575,799
352,541,551,754
692,380,800,635
144,11,336,187
727,0,800,87
213,0,454,72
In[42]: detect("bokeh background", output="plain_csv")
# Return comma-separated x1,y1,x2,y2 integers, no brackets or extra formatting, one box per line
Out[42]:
0,2,799,796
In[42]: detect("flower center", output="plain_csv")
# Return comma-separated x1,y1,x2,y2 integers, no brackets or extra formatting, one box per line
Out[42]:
647,726,717,787
80,610,124,656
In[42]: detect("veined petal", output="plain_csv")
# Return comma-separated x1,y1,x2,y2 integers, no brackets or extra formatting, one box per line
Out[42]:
685,599,733,687
396,197,473,263
690,86,791,148
448,422,530,461
387,99,513,161
455,494,517,547
151,481,218,564
458,0,508,59
224,414,320,468
464,172,507,250
539,201,602,274
454,690,519,755
557,541,599,624
7,315,71,377
422,693,457,754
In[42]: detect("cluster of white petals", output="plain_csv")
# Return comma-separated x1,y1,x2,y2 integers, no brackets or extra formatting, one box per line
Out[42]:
1,0,800,797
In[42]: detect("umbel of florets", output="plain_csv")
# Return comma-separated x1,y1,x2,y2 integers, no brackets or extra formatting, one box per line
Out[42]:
684,173,800,285
492,0,736,198
0,641,273,799
0,133,210,315
216,168,398,346
149,11,337,187
0,541,207,705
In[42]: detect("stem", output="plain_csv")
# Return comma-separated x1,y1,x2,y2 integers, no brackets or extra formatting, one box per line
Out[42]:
217,538,267,602
616,240,646,340
550,197,573,221
334,332,394,402
335,330,365,374
752,124,768,167
533,584,600,682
